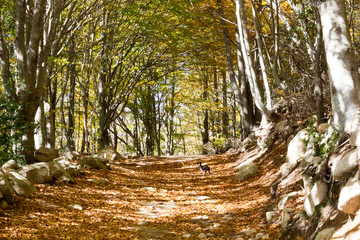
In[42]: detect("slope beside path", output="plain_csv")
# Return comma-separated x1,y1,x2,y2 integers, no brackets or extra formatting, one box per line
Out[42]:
0,146,286,239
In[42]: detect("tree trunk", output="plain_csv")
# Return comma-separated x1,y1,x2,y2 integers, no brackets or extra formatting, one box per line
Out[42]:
235,0,271,123
98,7,110,149
313,15,325,125
66,36,76,152
221,71,229,138
319,0,360,133
217,0,254,138
251,0,272,110
202,70,210,152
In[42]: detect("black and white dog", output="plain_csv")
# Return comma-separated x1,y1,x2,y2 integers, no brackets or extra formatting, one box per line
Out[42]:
198,162,210,175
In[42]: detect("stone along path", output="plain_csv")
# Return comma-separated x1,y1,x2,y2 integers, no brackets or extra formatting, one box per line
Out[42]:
0,147,285,239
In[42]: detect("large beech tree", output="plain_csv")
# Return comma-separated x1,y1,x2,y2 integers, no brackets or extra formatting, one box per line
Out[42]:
0,0,66,162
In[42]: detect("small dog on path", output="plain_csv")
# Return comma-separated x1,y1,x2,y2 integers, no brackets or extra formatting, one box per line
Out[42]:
198,162,210,175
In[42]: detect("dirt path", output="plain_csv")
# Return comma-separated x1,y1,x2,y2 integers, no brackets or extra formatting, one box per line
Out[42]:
0,145,286,239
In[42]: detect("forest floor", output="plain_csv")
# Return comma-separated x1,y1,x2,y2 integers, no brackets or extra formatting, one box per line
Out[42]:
0,144,290,239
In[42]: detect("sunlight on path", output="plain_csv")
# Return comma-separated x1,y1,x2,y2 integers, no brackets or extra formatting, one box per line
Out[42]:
0,151,283,239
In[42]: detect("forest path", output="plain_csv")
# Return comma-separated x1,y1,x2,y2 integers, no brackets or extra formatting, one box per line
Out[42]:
0,145,286,239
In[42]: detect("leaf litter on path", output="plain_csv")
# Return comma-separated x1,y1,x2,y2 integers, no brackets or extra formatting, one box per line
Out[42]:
0,146,285,239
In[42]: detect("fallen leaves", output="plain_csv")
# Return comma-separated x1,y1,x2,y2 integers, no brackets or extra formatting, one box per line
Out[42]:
0,147,286,239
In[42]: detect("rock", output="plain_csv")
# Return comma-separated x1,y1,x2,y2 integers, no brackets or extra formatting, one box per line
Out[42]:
34,146,59,162
281,208,294,229
56,159,82,177
87,179,110,184
332,213,360,239
338,176,360,214
66,165,82,177
1,200,8,208
0,170,15,203
140,221,149,226
97,146,123,162
276,120,294,139
68,204,83,210
256,233,269,239
48,161,74,182
312,156,323,166
287,129,309,165
278,191,301,210
1,160,18,171
266,211,277,225
314,227,335,240
280,162,297,176
318,123,330,134
243,228,257,236
350,126,360,147
302,175,312,196
182,233,191,238
236,160,258,182
331,148,359,180
17,162,53,184
256,123,275,149
78,156,109,170
304,180,328,216
198,233,207,239
196,196,211,201
6,171,36,197
63,151,80,161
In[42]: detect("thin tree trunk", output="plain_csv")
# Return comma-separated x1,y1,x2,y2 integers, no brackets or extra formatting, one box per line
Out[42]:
202,69,210,152
66,36,76,151
221,71,229,138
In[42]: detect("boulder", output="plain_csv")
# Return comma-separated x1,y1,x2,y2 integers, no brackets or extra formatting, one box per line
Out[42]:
332,213,360,240
350,126,360,147
314,228,335,240
48,161,74,182
0,169,15,203
1,160,19,172
63,151,80,161
34,147,60,162
338,177,360,214
17,162,53,184
304,180,328,216
87,179,110,184
78,157,109,170
56,159,82,177
331,148,359,180
6,171,36,197
281,208,294,229
276,120,294,139
236,160,258,182
318,123,330,134
1,200,8,208
66,165,82,177
287,129,309,165
97,146,123,162
280,162,297,176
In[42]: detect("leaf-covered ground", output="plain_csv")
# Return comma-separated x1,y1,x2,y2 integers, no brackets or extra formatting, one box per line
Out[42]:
0,144,287,239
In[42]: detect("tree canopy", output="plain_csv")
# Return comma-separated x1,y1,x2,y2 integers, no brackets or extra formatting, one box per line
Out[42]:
0,0,359,162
